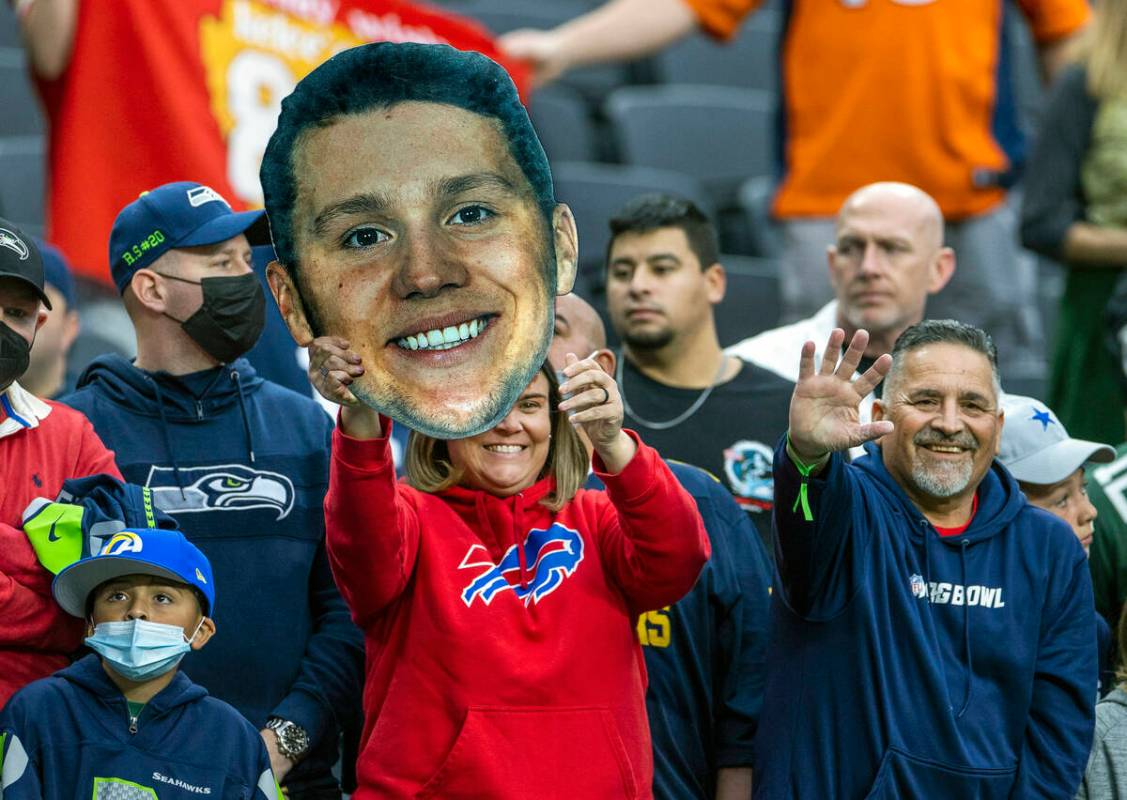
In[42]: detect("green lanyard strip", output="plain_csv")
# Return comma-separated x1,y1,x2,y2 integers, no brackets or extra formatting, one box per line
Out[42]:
786,434,829,522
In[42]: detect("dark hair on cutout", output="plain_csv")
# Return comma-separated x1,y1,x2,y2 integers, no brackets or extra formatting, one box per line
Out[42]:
887,319,1002,396
260,42,555,280
606,193,719,270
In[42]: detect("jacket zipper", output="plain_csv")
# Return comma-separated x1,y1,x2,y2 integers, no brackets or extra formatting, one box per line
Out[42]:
195,400,204,421
128,711,139,734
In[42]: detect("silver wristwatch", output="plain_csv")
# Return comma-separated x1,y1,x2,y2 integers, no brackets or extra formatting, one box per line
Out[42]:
266,717,310,761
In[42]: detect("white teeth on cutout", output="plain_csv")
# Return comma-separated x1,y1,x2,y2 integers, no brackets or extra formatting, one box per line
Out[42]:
397,316,490,351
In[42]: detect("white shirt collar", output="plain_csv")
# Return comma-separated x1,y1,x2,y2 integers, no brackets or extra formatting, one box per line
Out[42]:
0,380,52,439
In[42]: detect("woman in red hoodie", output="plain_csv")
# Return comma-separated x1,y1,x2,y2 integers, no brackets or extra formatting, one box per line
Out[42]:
310,341,710,799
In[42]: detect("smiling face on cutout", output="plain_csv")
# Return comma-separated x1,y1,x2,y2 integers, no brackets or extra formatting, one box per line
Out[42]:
269,102,577,439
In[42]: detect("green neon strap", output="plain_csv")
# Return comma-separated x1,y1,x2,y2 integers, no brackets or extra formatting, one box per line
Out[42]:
786,434,828,523
142,486,156,529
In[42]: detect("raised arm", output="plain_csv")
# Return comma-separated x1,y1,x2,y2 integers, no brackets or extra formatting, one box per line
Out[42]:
497,0,698,87
309,337,422,626
559,354,710,612
774,329,891,617
18,0,80,80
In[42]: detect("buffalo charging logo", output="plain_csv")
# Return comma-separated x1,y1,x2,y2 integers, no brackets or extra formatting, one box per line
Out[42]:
145,464,295,519
459,523,584,607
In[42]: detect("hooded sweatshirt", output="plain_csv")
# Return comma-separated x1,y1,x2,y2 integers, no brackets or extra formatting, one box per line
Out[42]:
60,355,363,787
0,381,121,707
0,654,279,798
1078,686,1127,799
326,419,710,799
756,440,1096,800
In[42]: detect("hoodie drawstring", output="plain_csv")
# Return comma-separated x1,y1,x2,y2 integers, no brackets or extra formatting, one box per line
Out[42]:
148,377,186,498
515,493,529,590
230,369,256,464
955,538,974,718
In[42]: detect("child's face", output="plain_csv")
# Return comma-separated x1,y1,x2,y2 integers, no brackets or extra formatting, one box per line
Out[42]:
1022,467,1098,553
88,574,212,648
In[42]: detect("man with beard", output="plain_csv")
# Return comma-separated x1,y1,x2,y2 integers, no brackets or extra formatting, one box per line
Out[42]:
262,42,577,440
757,320,1096,798
604,193,791,542
60,185,363,797
0,218,121,706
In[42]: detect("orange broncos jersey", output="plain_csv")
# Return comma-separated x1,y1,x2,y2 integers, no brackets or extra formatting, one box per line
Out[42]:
684,0,1089,219
35,0,529,285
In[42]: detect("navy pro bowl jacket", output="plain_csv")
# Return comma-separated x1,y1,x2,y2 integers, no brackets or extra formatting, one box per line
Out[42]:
755,440,1096,799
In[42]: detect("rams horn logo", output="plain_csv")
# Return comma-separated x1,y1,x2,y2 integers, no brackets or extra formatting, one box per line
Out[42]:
145,464,295,520
0,227,29,260
101,532,144,556
459,523,584,607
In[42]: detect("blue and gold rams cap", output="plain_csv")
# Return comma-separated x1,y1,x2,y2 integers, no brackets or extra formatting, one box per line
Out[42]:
53,528,215,617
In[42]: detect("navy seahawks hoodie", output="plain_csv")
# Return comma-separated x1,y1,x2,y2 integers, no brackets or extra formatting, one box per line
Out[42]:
61,355,363,789
756,440,1096,799
0,654,279,798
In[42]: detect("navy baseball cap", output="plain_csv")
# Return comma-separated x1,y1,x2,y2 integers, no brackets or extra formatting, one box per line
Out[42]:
35,239,77,309
0,218,51,310
53,528,216,617
109,181,271,294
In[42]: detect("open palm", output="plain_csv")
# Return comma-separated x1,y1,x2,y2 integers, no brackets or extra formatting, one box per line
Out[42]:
788,329,894,460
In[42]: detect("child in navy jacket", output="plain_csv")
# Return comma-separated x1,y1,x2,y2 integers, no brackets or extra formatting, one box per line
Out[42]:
0,528,280,799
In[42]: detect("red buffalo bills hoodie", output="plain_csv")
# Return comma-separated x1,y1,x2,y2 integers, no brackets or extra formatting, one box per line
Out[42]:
325,418,710,799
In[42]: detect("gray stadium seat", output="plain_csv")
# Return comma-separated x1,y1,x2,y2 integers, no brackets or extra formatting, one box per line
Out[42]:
654,10,779,91
737,175,782,257
0,55,45,136
551,161,712,292
0,2,19,47
715,255,782,346
529,85,599,165
606,84,776,208
0,136,45,231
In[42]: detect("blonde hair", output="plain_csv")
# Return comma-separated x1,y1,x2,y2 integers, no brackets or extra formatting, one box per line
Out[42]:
405,363,590,511
1069,0,1127,99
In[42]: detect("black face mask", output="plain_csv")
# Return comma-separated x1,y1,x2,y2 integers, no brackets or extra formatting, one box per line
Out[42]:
159,272,266,364
0,321,31,389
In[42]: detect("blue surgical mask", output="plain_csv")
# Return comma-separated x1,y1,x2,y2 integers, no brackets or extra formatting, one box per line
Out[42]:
86,618,202,682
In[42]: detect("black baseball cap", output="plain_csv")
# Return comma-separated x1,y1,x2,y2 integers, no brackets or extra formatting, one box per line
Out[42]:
0,218,52,310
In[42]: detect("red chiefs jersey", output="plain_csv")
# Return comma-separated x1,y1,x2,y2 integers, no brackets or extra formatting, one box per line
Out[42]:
35,0,529,284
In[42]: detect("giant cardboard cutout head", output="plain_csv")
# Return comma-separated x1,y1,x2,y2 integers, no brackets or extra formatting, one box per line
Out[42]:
262,43,577,438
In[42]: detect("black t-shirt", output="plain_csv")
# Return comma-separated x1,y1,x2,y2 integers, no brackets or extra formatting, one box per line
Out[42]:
620,357,792,542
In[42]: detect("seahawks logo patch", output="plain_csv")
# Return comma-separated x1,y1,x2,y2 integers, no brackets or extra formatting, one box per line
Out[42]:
145,464,295,520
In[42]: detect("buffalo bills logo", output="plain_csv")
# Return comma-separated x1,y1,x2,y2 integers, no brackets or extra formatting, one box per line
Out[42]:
459,523,584,607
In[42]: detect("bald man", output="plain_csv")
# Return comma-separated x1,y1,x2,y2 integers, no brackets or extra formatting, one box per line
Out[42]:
727,182,956,425
549,293,773,800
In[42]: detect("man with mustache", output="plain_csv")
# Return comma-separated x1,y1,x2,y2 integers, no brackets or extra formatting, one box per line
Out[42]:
727,182,956,433
604,193,791,543
757,320,1096,798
